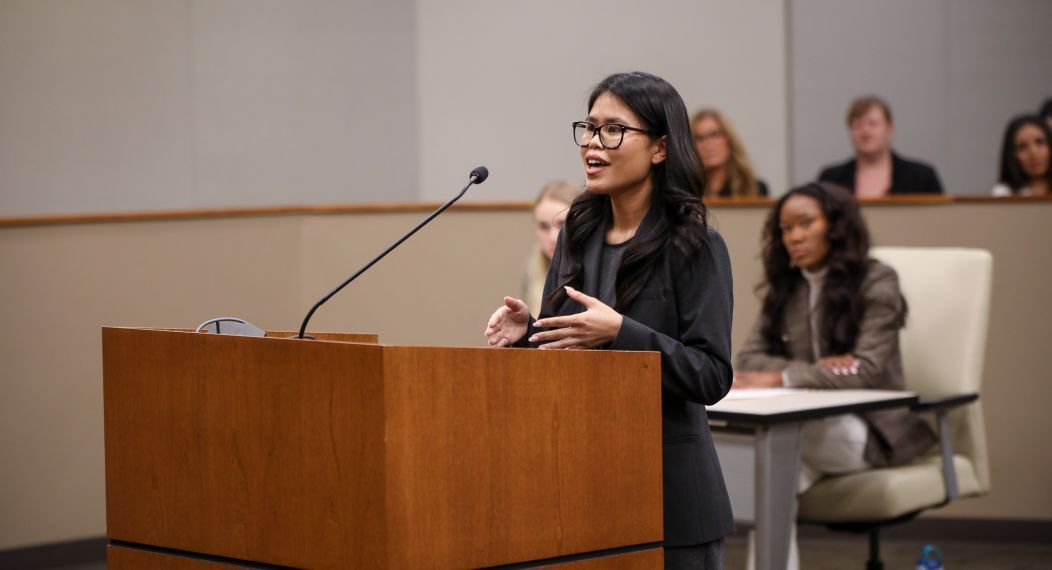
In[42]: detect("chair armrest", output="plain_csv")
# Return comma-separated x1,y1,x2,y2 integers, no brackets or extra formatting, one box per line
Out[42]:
911,393,979,412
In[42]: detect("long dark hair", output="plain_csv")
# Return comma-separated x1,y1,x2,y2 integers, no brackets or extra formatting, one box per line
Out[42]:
758,182,887,356
549,72,708,312
998,114,1052,193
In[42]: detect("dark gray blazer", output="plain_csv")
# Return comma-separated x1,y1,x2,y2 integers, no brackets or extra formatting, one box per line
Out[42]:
518,208,736,547
737,261,937,467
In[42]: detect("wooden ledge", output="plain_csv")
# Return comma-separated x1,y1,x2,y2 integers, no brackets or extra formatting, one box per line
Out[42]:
0,201,534,228
2,195,1050,228
954,194,1052,204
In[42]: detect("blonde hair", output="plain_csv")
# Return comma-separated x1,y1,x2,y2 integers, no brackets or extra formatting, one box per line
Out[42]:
691,108,762,198
535,180,581,207
524,181,580,312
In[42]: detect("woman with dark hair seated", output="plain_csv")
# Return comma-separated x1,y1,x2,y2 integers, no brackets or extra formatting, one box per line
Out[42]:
736,182,935,481
992,114,1050,196
734,182,936,567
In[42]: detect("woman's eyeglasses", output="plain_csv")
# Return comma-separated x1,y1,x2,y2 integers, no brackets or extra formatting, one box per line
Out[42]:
572,121,651,149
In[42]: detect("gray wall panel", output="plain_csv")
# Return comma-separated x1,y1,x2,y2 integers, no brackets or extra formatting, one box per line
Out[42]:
416,0,789,201
790,0,948,188
191,0,418,207
790,0,1052,195
0,0,196,216
944,0,1052,194
0,0,417,216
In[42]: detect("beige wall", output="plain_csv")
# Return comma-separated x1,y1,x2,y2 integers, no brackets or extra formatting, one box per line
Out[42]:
2,200,1050,549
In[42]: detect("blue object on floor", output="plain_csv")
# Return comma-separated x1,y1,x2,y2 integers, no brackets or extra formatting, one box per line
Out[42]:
916,545,944,569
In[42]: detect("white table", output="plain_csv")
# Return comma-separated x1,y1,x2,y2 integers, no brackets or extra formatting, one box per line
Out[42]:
707,389,917,570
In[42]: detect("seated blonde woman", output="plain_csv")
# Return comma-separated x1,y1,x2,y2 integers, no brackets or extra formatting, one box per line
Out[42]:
691,108,769,198
522,181,581,311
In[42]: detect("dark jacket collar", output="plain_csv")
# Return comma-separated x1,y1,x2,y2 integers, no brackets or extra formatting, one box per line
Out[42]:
845,150,904,192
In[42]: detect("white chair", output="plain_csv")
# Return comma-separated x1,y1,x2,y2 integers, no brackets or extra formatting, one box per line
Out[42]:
796,247,993,570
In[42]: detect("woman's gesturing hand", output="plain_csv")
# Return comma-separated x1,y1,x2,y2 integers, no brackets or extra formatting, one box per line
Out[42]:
485,297,531,348
529,287,623,349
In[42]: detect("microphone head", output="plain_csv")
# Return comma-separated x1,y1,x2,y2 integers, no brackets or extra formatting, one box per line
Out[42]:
470,166,489,184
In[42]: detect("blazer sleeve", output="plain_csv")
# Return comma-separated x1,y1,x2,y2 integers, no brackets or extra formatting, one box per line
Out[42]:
783,265,905,389
735,313,793,372
609,231,735,406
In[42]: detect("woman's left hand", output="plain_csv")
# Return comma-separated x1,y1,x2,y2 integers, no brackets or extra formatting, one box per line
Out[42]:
733,370,784,389
530,286,623,349
817,353,859,376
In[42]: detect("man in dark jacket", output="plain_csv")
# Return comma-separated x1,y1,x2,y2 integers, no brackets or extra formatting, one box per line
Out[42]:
818,96,943,197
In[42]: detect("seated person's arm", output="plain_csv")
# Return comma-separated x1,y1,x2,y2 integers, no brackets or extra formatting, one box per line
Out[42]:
783,268,903,389
736,315,792,372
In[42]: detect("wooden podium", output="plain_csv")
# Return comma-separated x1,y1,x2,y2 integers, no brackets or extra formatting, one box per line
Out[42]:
102,328,664,569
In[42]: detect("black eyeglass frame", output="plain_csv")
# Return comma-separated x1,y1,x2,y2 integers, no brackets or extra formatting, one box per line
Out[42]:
571,121,652,149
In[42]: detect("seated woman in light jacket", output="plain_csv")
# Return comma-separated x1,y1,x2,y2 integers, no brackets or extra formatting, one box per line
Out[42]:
735,182,935,487
734,182,937,569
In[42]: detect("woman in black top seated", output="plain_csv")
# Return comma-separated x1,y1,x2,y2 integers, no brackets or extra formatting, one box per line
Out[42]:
485,71,735,570
692,108,769,198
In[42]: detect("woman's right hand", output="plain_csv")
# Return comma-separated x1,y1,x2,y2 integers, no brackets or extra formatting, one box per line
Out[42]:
484,296,531,348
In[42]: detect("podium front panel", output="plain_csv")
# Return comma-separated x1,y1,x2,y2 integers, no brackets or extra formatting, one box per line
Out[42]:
103,329,663,568
103,328,388,568
381,346,663,568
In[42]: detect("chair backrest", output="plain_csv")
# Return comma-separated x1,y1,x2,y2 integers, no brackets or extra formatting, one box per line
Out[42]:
870,247,992,492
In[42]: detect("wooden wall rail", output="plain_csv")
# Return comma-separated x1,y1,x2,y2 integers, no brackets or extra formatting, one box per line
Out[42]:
1,195,1049,228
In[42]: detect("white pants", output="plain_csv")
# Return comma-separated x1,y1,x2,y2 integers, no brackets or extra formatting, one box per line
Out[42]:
798,413,871,493
747,414,870,570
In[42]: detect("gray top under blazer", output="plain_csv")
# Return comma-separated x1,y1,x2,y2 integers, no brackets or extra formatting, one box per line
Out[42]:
517,205,736,547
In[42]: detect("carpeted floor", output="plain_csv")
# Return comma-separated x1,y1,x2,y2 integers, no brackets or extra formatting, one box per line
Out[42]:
723,537,1052,569
36,538,1052,569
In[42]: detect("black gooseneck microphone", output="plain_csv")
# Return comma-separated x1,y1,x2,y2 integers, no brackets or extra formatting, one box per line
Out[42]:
295,166,489,339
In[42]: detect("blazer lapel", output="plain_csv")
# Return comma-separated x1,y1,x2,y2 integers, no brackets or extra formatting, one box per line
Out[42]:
568,199,661,314
580,215,606,298
784,281,814,362
889,151,904,194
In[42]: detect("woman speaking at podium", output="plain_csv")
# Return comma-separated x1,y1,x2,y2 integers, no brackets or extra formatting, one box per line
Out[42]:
484,72,734,570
